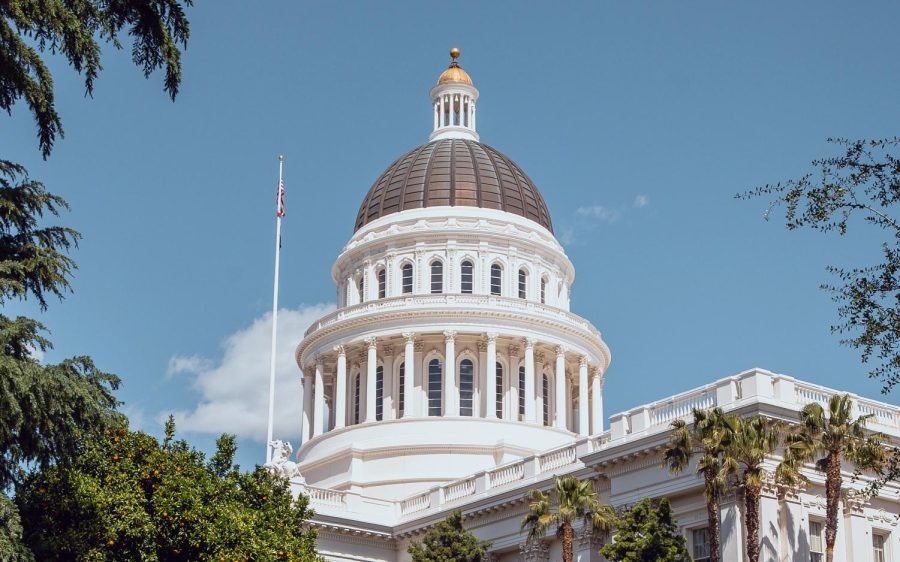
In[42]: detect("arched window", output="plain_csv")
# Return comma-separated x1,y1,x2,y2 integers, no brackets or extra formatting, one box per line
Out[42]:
540,277,547,304
518,269,528,299
542,373,550,426
431,260,443,294
401,263,413,294
495,362,504,419
353,374,361,425
490,264,503,296
377,268,386,299
428,359,442,416
518,365,526,417
460,260,474,294
375,366,384,421
460,359,474,416
357,277,365,302
398,362,405,417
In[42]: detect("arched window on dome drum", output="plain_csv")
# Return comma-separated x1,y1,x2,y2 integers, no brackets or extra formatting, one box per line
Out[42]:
495,362,504,418
460,260,474,294
431,260,443,294
459,359,474,416
542,373,550,426
401,263,413,294
353,374,360,425
357,277,365,303
428,359,442,416
398,362,405,417
518,365,526,418
518,269,528,300
490,264,503,296
540,278,547,304
377,268,386,299
375,366,384,421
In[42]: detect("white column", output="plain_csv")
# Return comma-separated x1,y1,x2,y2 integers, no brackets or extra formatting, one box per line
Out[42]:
403,332,415,418
383,346,395,420
313,359,325,437
758,472,780,562
334,346,346,429
523,339,536,423
439,95,445,127
485,333,498,419
719,496,744,562
578,356,589,435
365,337,377,422
444,331,458,416
508,345,520,420
534,352,544,421
301,370,313,442
471,102,476,130
590,367,604,434
433,100,439,130
555,347,567,430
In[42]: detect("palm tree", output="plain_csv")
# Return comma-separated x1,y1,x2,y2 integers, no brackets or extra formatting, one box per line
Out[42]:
663,407,732,562
520,474,615,562
776,394,885,562
724,416,781,562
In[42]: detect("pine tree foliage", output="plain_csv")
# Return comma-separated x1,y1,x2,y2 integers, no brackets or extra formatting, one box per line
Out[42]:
741,138,900,392
1,0,192,157
16,418,322,561
599,498,690,562
408,510,490,562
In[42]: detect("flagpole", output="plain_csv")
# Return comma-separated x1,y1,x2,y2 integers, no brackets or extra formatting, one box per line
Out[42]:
266,154,284,464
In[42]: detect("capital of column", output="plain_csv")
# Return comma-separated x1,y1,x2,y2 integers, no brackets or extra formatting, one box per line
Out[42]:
579,355,588,368
477,341,488,352
556,346,567,358
508,344,520,357
443,330,457,342
333,344,346,357
402,331,416,343
486,332,498,344
364,336,377,350
315,355,324,368
523,337,535,350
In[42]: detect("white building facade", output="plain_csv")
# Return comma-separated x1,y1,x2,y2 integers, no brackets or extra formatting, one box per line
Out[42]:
289,50,900,561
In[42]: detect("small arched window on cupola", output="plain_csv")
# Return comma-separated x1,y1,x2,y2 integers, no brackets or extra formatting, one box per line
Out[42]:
490,264,503,296
357,277,365,302
377,268,386,299
431,260,443,294
518,268,528,300
540,277,548,304
460,260,474,294
401,263,413,294
460,359,474,416
428,359,442,416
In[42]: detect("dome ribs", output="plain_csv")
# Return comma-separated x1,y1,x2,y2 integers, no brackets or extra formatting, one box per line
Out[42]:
355,139,553,233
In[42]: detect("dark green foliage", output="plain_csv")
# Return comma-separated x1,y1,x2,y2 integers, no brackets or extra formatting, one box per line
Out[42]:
1,0,192,157
408,510,491,562
740,138,900,393
599,498,691,562
16,418,321,561
0,493,33,562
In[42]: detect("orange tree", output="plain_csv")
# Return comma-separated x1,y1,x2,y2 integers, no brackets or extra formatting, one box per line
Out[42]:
16,417,321,562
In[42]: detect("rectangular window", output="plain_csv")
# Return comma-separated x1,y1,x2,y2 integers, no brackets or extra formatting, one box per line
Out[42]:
428,360,442,416
495,363,503,418
402,264,413,294
398,363,405,417
377,269,386,299
518,366,526,418
542,374,550,426
692,528,710,562
809,521,824,562
518,270,527,299
873,533,887,562
459,360,474,416
491,265,502,296
460,261,473,294
375,366,384,421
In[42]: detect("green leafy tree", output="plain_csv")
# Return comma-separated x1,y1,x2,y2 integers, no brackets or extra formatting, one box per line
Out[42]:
776,394,885,562
521,474,615,562
662,407,732,562
724,416,781,562
16,417,321,561
599,498,690,562
741,138,900,392
2,0,192,158
408,510,490,562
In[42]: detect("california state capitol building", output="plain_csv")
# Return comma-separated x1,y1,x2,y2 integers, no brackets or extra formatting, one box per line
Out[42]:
283,49,900,562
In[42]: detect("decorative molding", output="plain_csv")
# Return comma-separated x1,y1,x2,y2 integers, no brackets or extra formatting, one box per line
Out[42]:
842,489,869,515
365,336,377,349
414,342,424,352
579,355,588,368
333,344,346,356
477,340,488,352
519,540,550,562
443,330,457,342
382,345,394,356
402,331,416,343
508,345,520,358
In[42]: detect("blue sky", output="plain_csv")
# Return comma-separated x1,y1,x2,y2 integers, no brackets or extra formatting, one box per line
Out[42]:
6,1,900,469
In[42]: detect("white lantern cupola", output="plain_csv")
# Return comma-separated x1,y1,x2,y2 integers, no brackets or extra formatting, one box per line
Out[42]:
429,48,479,142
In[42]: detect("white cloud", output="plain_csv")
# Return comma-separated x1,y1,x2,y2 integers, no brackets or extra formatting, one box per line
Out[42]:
633,194,650,208
575,205,621,223
163,303,335,444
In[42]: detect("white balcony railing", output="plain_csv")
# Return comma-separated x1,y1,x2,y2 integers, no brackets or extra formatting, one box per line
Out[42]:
487,460,525,489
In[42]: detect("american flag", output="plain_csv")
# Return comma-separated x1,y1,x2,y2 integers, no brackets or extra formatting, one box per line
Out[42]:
276,178,285,218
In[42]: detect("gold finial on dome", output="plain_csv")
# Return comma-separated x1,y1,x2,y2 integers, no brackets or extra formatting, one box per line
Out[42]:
438,47,473,85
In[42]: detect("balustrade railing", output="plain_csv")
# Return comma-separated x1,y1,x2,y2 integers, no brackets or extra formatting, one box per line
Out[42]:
651,392,715,427
538,444,577,474
306,486,346,509
488,461,525,488
400,492,431,516
443,477,476,503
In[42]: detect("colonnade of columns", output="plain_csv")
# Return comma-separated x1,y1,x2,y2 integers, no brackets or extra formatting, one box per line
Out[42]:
300,332,605,444
433,93,475,131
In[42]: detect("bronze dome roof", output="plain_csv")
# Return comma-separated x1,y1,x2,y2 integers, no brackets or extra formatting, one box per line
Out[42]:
354,139,553,233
